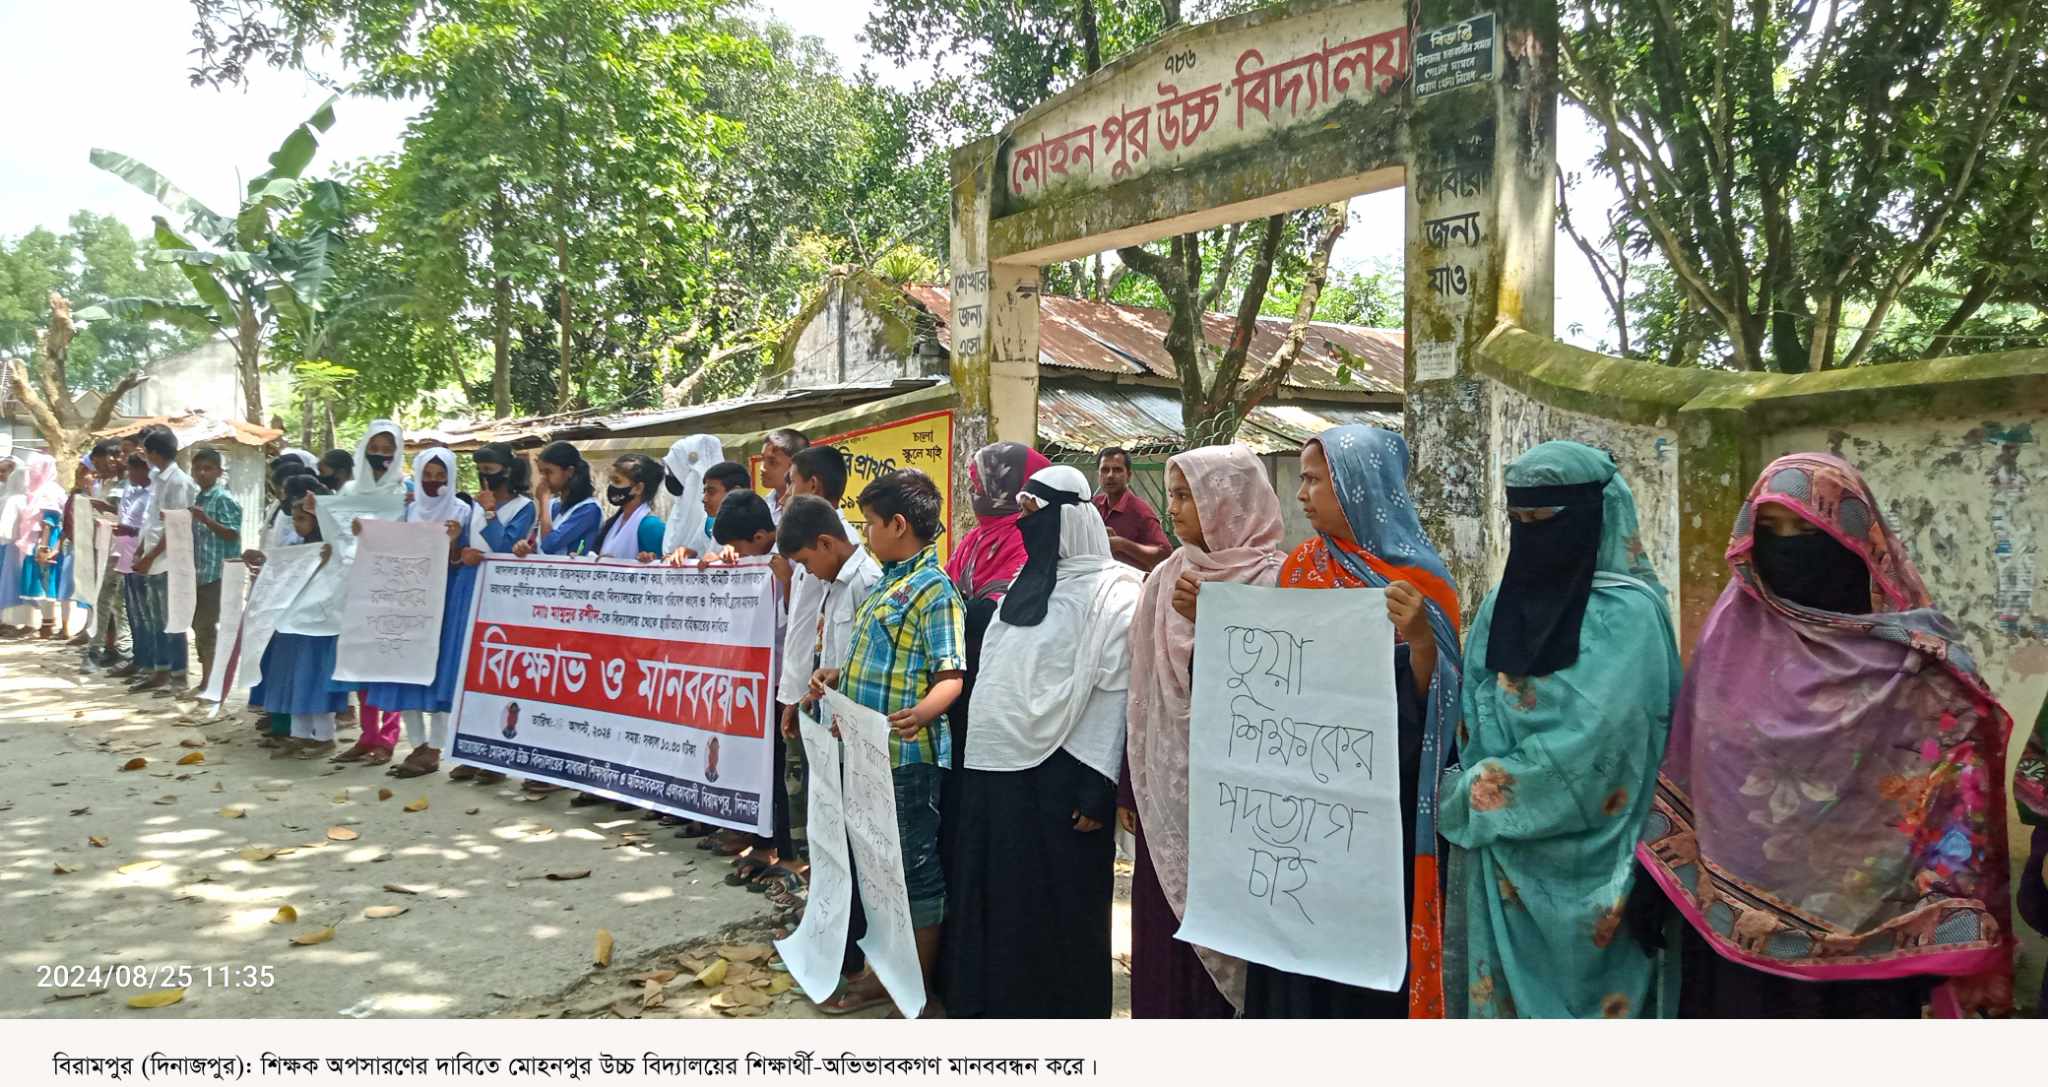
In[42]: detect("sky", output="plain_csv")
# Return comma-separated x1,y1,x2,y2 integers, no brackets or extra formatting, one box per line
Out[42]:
0,0,1616,349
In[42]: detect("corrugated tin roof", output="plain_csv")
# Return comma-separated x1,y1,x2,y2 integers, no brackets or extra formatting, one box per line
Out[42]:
901,284,1402,394
1037,382,1399,456
96,411,282,448
411,380,939,451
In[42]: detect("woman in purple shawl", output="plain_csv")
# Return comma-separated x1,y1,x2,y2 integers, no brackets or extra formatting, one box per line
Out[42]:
1639,453,2017,1017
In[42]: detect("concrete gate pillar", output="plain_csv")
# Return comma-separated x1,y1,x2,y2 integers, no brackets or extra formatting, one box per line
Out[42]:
947,135,1043,544
1403,0,1559,609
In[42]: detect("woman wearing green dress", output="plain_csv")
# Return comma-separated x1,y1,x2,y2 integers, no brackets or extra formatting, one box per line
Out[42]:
1440,440,1680,1018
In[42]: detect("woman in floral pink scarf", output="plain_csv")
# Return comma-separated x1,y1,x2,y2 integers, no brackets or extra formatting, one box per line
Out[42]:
1640,453,2017,1016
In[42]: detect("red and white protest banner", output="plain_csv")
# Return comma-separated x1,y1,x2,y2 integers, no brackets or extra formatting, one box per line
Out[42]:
447,555,779,833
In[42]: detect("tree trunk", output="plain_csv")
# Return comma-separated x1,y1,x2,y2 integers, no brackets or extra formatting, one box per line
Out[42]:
300,393,315,449
236,299,264,424
554,231,572,413
493,274,513,418
320,400,336,454
7,294,144,465
1078,0,1102,73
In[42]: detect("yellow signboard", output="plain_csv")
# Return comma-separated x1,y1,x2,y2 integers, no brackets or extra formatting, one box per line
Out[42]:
753,410,955,562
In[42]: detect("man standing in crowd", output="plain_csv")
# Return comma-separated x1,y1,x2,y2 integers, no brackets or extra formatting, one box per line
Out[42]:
83,439,130,670
185,447,242,698
1093,447,1170,572
129,426,197,693
760,428,809,522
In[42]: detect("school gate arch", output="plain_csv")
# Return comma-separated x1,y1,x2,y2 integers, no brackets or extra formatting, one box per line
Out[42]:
946,0,1558,601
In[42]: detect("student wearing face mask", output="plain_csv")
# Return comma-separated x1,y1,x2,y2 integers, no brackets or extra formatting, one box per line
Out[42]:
598,454,667,563
1640,453,2018,1017
318,448,354,494
331,421,407,759
471,443,535,555
356,448,483,779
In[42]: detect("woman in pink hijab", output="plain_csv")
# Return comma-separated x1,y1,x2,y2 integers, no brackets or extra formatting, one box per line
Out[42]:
14,452,69,639
1119,443,1286,1016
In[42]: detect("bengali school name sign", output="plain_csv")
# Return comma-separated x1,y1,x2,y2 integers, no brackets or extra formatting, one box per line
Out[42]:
999,0,1408,207
1176,583,1407,991
447,556,779,834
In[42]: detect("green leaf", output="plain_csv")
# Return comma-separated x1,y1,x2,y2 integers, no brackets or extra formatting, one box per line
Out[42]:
150,219,239,332
88,149,232,244
251,95,339,192
76,298,222,336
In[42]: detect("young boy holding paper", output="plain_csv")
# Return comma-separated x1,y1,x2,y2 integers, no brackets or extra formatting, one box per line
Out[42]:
808,468,964,1018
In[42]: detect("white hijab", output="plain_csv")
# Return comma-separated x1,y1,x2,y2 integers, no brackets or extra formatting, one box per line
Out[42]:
404,447,461,527
344,419,406,498
0,455,25,542
280,447,318,470
966,468,1141,778
661,434,721,556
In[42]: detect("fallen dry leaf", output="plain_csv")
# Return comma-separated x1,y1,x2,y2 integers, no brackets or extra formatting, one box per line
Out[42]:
403,796,428,813
608,999,642,1019
721,1004,767,1018
153,796,176,806
377,788,393,801
117,860,161,875
633,969,679,985
126,988,186,1009
332,792,349,804
119,757,146,771
693,959,729,988
325,826,358,842
639,981,665,1010
270,905,299,924
46,987,106,1002
381,883,419,895
465,807,480,815
179,738,206,749
767,974,793,995
87,836,108,848
364,905,408,919
719,943,772,963
594,929,614,968
289,926,335,946
51,862,80,875
176,751,204,766
219,807,246,819
69,806,91,816
545,869,591,882
239,847,279,862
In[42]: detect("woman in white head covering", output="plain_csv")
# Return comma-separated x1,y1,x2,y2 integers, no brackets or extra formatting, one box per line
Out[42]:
343,420,406,498
0,454,35,632
660,435,721,557
332,418,407,760
940,464,1142,1018
15,452,70,637
358,446,481,779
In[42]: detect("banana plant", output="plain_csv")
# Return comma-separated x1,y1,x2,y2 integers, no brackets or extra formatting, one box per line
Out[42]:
76,96,347,425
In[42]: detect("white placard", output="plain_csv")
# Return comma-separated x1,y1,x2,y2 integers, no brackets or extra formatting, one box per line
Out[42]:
232,544,326,693
332,520,450,684
201,562,250,711
1176,583,1407,991
1415,340,1458,382
161,508,197,634
312,493,406,566
821,689,927,1018
69,496,99,605
446,556,779,834
775,710,855,1003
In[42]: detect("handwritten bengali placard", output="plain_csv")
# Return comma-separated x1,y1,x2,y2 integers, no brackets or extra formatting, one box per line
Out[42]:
752,409,954,563
445,555,781,834
332,520,450,685
1177,583,1407,991
999,0,1407,207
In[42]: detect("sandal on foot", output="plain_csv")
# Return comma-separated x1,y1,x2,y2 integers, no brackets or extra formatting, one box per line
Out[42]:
569,791,606,807
749,865,803,896
330,742,377,763
447,764,478,782
724,856,774,885
388,747,440,778
475,770,508,785
817,977,890,1016
360,747,394,766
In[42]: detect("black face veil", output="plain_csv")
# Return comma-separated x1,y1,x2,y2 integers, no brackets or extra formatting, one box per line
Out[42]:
1486,481,1606,677
998,478,1083,628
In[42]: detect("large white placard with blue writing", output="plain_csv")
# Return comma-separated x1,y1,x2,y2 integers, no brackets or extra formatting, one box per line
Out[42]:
1176,583,1406,990
446,556,779,834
